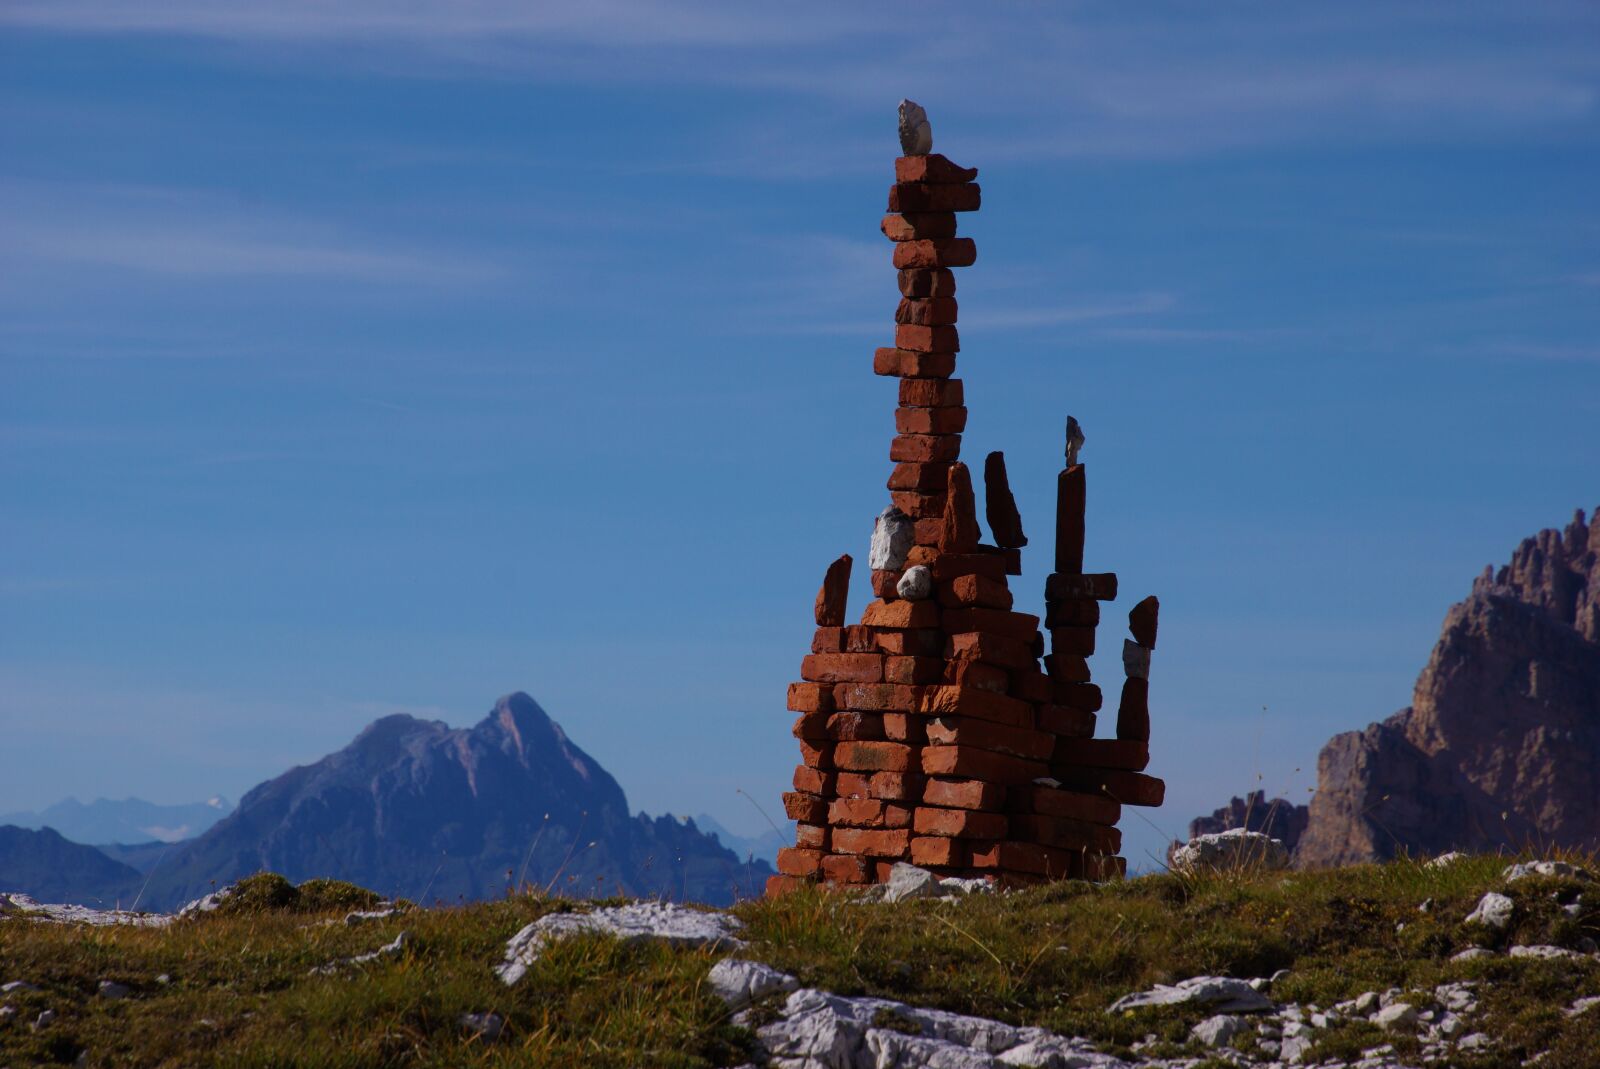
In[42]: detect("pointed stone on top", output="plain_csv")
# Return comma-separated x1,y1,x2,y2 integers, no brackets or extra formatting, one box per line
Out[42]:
814,554,853,627
1129,595,1160,650
938,462,982,554
1065,416,1085,467
898,99,932,156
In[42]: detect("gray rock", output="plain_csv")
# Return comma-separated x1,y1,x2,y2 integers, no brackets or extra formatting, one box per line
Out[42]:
884,863,940,904
1108,975,1275,1014
1169,829,1289,873
897,100,932,157
865,1028,1003,1068
1121,640,1150,681
345,907,402,926
497,902,744,985
32,1009,55,1031
1464,891,1514,928
1426,852,1468,869
0,892,170,928
155,974,171,985
1458,1032,1491,1050
459,1011,504,1042
97,980,130,1000
896,566,933,602
1374,1003,1418,1032
1450,947,1494,961
310,931,410,975
707,959,798,1010
938,877,993,897
0,983,37,994
1064,417,1085,467
870,508,915,572
0,1004,15,1024
1503,860,1592,883
1191,1014,1245,1047
1565,995,1600,1017
1281,1033,1313,1064
1508,944,1583,960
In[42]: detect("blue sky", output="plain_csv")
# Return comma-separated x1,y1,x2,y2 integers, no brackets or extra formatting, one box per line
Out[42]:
2,2,1597,869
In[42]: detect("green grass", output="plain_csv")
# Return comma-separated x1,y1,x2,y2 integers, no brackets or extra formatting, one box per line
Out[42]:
3,854,1598,1067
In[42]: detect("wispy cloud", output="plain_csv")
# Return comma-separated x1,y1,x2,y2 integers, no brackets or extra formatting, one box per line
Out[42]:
0,182,496,285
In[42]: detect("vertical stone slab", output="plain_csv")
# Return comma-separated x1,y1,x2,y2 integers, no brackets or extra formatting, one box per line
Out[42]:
983,451,1027,549
938,462,981,554
1054,465,1085,574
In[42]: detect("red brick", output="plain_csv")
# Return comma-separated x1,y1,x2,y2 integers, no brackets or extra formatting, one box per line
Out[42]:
939,574,1013,610
1044,571,1119,602
1010,785,1121,825
895,296,960,327
938,462,981,554
941,607,1040,641
889,182,982,213
926,716,1055,760
881,211,959,240
915,806,1009,839
874,347,956,379
814,553,852,626
989,545,1024,575
921,745,1047,784
895,323,959,353
777,847,823,877
912,518,943,546
792,712,830,740
870,569,901,599
982,451,1027,550
841,625,878,653
922,777,1006,811
1044,653,1091,683
946,631,1036,670
782,791,828,823
1011,670,1052,703
801,652,884,683
893,238,976,270
1049,681,1103,712
1129,595,1160,650
917,684,1033,728
1054,465,1085,574
829,797,913,828
797,740,832,770
970,841,1076,878
835,772,871,799
894,154,978,184
889,489,947,517
811,626,844,653
832,683,917,712
897,268,957,298
787,682,834,713
942,658,1009,693
886,655,943,684
826,711,887,741
1055,739,1149,771
881,713,928,745
888,462,952,491
831,827,911,859
910,836,970,867
898,377,964,408
1045,599,1100,628
1038,704,1096,737
834,741,914,773
868,771,924,802
873,628,942,656
895,406,967,435
821,853,872,883
1011,814,1122,854
765,874,811,897
793,766,834,795
861,599,940,629
1051,768,1165,807
1116,678,1150,742
795,823,829,851
1048,626,1096,657
890,433,962,463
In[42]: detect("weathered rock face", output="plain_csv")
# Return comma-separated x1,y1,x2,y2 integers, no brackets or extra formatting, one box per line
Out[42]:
1295,508,1600,868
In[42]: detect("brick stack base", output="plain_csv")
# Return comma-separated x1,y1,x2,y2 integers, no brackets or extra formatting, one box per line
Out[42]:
769,149,1164,895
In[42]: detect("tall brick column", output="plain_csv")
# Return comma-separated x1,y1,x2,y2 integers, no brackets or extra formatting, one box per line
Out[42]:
771,128,1163,895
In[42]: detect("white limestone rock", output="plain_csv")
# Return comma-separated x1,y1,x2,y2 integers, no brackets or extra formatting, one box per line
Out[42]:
896,565,933,601
1565,995,1600,1017
939,876,993,897
497,902,744,985
1108,975,1275,1014
1121,640,1150,681
1374,1003,1418,1032
311,930,409,975
1509,944,1584,961
707,959,798,1010
1191,1014,1245,1047
1168,829,1289,873
1464,891,1514,928
1426,852,1468,869
869,507,915,572
1503,860,1592,883
1451,947,1494,962
884,863,940,903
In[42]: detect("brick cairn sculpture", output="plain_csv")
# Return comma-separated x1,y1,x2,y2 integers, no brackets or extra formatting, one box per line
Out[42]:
768,108,1166,895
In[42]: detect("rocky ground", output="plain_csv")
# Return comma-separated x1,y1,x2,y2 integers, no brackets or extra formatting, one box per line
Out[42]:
3,849,1598,1068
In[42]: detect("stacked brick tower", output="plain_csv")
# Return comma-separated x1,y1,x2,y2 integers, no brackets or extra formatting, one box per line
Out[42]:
769,108,1166,895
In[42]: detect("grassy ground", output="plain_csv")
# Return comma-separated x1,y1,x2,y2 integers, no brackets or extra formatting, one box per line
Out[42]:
2,854,1598,1067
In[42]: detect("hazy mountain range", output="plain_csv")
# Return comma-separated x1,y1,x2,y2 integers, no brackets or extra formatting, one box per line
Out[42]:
0,795,233,846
